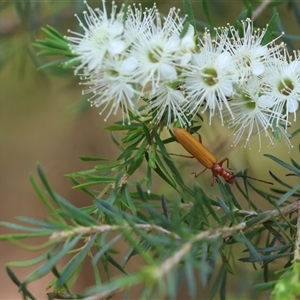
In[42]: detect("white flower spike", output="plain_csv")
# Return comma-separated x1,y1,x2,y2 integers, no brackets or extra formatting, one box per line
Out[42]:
259,48,300,127
64,1,295,149
227,79,289,151
66,1,126,75
183,29,234,125
225,18,283,84
125,5,186,91
148,81,189,127
80,55,140,124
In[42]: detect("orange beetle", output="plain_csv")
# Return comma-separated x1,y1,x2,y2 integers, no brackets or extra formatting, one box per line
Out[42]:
173,128,234,185
172,128,273,186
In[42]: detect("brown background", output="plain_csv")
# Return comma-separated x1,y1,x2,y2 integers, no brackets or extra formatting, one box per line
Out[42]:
1,1,300,299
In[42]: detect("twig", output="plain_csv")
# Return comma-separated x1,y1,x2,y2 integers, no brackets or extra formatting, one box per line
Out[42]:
159,201,300,278
51,201,300,242
65,200,300,299
252,0,272,20
83,288,124,300
161,194,170,220
159,222,246,276
50,223,180,240
182,202,260,216
294,207,300,260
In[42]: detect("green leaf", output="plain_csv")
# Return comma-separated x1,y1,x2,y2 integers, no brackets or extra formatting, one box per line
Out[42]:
130,191,161,201
92,234,123,265
0,232,52,241
182,0,196,30
240,252,290,263
53,193,99,226
24,235,83,284
105,124,139,131
264,222,286,245
136,185,149,203
291,158,300,170
220,267,227,300
134,139,147,162
41,25,66,41
117,137,143,160
233,232,262,265
142,123,152,145
73,177,115,189
36,49,72,56
201,0,213,29
271,264,300,300
148,151,157,170
290,127,300,139
6,253,48,268
15,217,63,230
57,235,97,288
262,14,278,45
254,280,277,291
30,171,66,225
121,186,137,215
37,164,63,207
6,267,36,300
277,184,300,205
193,185,209,225
255,245,291,253
146,164,153,195
80,156,115,162
185,261,196,298
265,154,300,175
0,222,54,234
68,176,96,198
94,163,120,171
217,197,230,215
122,130,143,144
268,171,292,189
219,248,233,274
121,133,144,149
236,8,251,21
83,274,142,297
166,266,180,299
66,168,97,178
145,153,176,188
110,131,120,147
216,183,240,223
201,188,221,224
94,199,145,225
127,155,144,176
36,38,69,51
245,211,273,227
210,265,226,299
141,203,167,225
35,58,71,70
105,253,129,275
154,131,190,193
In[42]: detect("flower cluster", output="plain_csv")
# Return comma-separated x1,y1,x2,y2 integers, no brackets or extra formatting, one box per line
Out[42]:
66,0,299,149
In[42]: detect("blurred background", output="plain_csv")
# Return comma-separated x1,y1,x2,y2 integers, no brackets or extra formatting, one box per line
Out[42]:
1,0,300,298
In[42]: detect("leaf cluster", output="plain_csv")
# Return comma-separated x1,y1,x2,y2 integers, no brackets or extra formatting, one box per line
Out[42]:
1,119,300,299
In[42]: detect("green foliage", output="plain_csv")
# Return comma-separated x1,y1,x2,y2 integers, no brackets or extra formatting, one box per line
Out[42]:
33,25,76,70
1,119,300,299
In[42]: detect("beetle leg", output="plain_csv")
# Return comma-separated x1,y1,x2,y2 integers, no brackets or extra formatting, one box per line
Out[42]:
211,174,220,186
210,175,216,186
192,168,207,178
193,132,203,144
168,153,194,159
218,157,235,170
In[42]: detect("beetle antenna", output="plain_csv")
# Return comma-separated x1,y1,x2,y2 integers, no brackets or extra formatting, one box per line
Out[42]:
233,172,273,185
